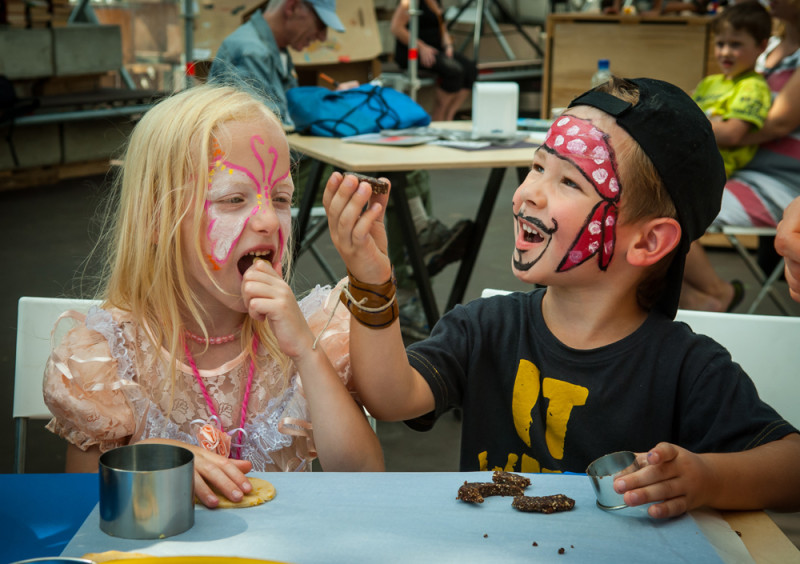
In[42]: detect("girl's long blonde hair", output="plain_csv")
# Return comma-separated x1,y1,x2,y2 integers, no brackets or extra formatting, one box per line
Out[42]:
97,84,293,389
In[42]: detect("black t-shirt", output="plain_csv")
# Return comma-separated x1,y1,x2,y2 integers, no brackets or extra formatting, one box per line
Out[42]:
406,289,796,472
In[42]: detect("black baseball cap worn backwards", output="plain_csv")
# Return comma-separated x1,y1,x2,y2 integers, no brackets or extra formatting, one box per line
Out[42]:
568,77,726,319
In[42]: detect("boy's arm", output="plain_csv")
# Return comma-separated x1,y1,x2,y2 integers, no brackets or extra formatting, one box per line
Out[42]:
710,117,754,147
616,433,800,518
323,172,437,421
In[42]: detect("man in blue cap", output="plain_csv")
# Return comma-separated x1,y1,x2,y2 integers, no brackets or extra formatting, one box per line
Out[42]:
209,0,345,128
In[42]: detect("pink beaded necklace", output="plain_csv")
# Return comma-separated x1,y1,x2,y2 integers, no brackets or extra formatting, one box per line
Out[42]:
184,327,240,345
183,335,258,460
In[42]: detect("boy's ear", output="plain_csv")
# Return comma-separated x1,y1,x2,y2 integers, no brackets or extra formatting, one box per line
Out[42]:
626,217,681,267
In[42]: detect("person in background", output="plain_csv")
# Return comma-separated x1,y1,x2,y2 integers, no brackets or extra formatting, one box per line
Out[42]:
42,85,384,509
390,0,478,122
207,0,345,129
323,76,800,518
776,195,800,301
680,0,800,312
693,1,772,178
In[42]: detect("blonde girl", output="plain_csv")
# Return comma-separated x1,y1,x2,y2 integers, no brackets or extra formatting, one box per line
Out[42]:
43,84,384,508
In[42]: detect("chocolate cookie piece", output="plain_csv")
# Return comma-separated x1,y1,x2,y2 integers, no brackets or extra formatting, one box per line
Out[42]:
457,482,485,503
344,171,389,194
457,481,525,503
512,494,576,514
492,470,531,489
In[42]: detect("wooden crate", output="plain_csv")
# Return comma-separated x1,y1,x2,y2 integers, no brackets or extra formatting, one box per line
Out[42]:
542,13,715,118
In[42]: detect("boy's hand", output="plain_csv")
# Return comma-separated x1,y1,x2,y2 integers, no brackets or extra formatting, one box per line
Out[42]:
241,259,314,358
323,171,392,285
613,442,715,519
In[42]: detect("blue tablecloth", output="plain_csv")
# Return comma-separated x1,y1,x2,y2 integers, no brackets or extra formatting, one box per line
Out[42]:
1,472,97,563
45,472,736,564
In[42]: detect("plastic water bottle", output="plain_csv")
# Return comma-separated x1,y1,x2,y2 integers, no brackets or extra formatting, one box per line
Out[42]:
591,59,611,88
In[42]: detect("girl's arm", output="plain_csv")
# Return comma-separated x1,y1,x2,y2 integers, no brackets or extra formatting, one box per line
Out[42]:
740,67,800,146
291,341,385,471
242,260,384,472
617,434,800,518
66,443,101,472
322,172,437,423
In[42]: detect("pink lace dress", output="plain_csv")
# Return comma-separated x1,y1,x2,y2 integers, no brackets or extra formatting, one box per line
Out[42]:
43,285,352,472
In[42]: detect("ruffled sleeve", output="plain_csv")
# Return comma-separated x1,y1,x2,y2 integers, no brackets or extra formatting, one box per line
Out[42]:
43,307,138,453
300,281,353,390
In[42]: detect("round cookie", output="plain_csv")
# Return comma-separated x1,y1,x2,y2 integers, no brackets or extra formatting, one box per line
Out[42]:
199,476,276,509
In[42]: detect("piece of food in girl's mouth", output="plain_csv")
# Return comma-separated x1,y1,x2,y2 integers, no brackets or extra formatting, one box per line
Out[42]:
238,251,274,275
344,171,389,194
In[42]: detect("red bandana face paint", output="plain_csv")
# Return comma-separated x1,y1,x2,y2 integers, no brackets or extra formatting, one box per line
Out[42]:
205,134,290,269
542,115,621,272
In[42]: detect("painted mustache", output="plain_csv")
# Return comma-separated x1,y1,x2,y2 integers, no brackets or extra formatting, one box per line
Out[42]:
516,211,558,236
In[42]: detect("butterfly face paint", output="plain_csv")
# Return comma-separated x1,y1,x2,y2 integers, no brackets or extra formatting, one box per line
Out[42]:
542,115,621,272
204,134,290,270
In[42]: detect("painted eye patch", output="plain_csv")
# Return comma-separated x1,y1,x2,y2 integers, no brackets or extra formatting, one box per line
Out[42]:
542,115,622,272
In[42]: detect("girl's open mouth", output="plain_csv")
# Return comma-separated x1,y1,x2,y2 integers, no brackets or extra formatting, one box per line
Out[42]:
238,250,274,275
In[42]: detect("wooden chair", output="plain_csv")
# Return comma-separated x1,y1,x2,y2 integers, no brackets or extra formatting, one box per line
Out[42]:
13,296,100,473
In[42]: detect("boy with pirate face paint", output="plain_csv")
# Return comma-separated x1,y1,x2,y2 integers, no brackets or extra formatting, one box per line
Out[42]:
324,77,800,519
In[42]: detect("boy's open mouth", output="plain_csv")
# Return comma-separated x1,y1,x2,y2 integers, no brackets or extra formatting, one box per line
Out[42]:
522,221,545,244
238,250,274,275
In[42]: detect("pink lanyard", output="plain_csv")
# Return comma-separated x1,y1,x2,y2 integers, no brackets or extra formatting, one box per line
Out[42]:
183,335,258,460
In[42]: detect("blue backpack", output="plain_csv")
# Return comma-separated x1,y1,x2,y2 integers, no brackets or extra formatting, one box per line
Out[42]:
287,84,431,137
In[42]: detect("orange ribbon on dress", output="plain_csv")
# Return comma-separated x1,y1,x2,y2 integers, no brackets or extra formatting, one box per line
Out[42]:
192,416,232,458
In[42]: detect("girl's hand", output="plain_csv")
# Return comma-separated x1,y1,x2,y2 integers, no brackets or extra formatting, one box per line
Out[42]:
323,171,392,285
138,438,253,509
612,442,714,519
241,259,314,358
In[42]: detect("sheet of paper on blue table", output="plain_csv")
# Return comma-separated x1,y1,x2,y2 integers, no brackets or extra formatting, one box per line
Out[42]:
59,473,741,563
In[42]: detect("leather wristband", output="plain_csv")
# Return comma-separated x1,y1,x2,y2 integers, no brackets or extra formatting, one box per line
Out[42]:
340,269,399,329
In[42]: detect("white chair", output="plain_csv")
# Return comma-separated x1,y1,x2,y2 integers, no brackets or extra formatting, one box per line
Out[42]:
13,296,100,473
675,309,800,430
481,290,800,428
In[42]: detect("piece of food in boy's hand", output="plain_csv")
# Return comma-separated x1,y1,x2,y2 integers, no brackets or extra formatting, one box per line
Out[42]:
344,171,389,194
512,494,575,514
197,476,276,508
